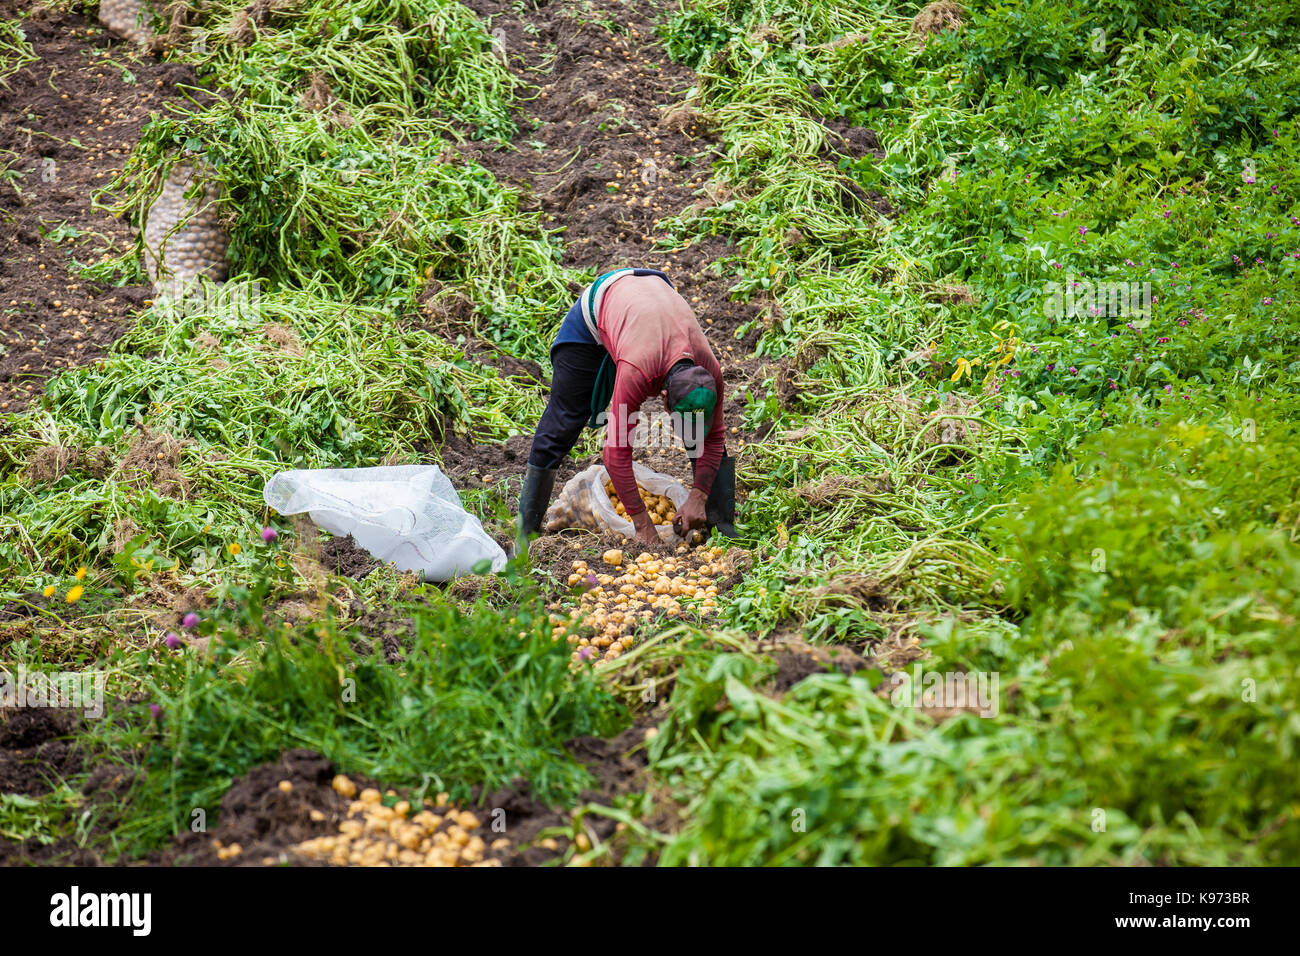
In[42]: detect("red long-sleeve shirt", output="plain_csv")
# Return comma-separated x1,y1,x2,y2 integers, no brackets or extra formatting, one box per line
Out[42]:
597,274,725,518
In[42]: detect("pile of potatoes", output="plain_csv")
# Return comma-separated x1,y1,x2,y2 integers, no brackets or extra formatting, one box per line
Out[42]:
547,546,726,664
605,478,677,526
290,774,505,867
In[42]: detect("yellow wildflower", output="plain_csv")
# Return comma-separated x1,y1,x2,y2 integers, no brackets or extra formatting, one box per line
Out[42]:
65,585,84,603
74,566,87,580
43,585,56,597
228,543,242,556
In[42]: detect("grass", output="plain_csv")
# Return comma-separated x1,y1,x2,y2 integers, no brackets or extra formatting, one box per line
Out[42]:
0,281,545,607
618,0,1300,864
81,556,625,857
0,788,88,846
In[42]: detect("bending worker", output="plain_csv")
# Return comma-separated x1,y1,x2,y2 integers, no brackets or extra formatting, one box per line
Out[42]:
516,267,736,550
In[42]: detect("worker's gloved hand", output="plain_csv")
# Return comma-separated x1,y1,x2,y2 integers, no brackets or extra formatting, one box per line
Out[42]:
630,509,661,547
672,488,709,539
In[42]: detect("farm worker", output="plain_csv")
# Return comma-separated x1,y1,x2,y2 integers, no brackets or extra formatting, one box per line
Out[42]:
516,267,735,551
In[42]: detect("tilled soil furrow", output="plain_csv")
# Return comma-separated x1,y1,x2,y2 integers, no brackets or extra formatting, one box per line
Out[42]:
459,0,764,368
0,4,199,415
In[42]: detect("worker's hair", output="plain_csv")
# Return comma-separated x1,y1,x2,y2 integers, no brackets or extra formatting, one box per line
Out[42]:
666,358,695,380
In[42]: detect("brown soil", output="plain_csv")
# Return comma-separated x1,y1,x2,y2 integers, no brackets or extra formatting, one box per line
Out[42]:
757,633,872,695
469,345,548,386
318,534,378,580
458,0,762,351
0,703,134,866
439,431,568,495
0,707,84,797
139,729,653,866
817,121,897,217
426,432,565,560
0,2,203,415
821,118,887,163
348,602,414,664
144,750,390,867
0,702,662,867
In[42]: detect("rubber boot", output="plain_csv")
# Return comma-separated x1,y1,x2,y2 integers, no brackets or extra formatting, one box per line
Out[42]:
704,454,737,538
515,464,557,556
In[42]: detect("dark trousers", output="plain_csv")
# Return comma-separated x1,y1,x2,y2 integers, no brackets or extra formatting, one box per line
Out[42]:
528,343,607,469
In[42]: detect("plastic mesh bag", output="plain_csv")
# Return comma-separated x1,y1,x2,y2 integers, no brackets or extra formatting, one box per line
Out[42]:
142,162,230,296
98,0,157,46
263,465,506,581
544,463,689,544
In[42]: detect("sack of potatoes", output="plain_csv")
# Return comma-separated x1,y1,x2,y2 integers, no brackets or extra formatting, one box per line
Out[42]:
544,463,689,543
603,478,677,527
544,481,599,533
142,162,231,297
98,0,159,46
